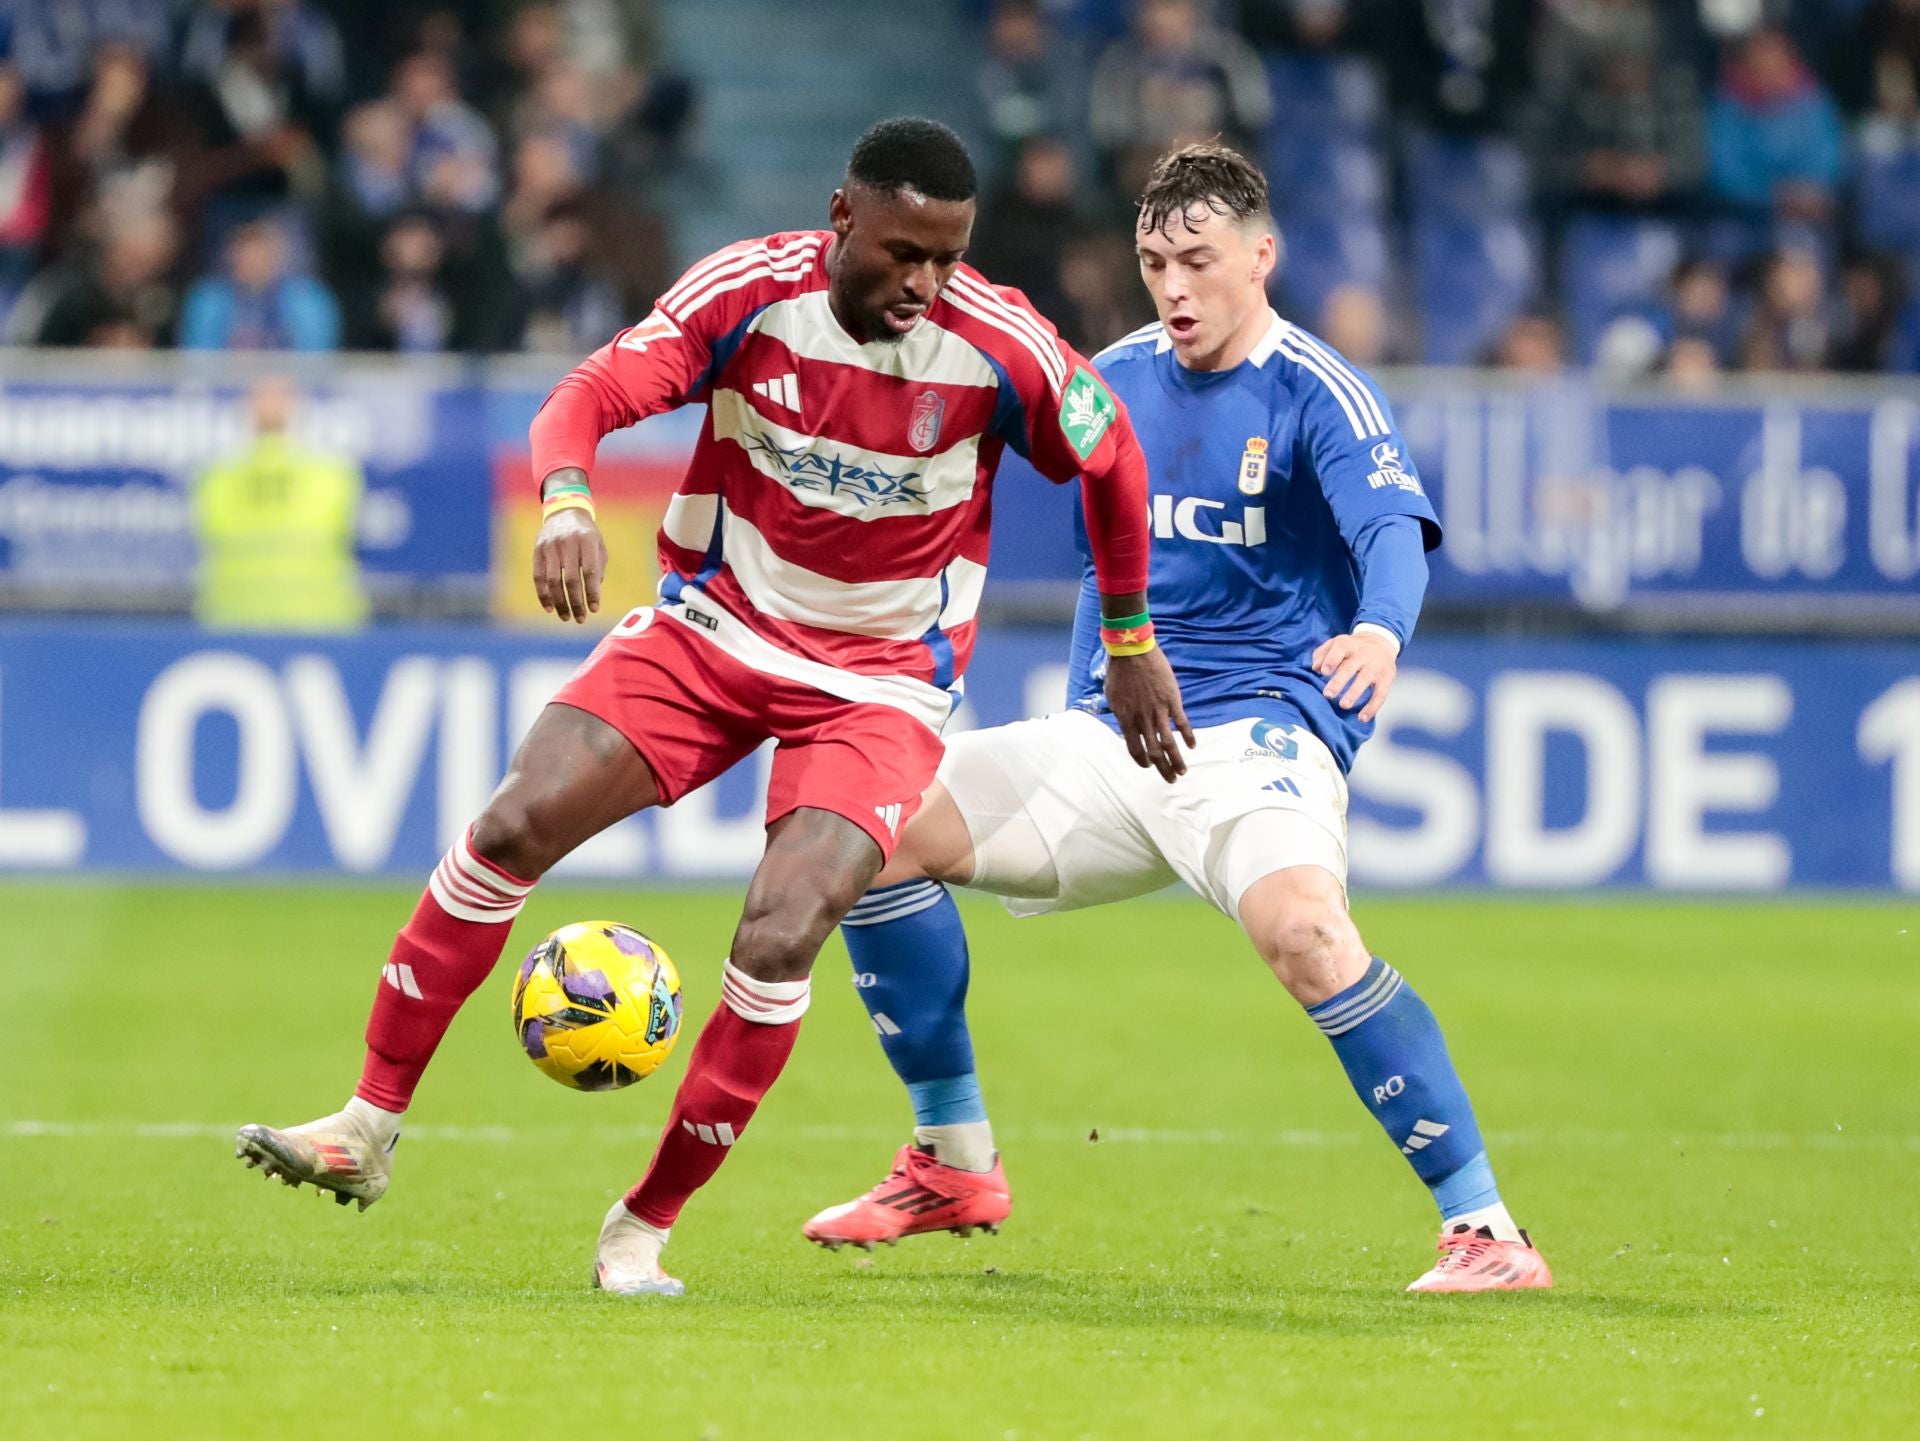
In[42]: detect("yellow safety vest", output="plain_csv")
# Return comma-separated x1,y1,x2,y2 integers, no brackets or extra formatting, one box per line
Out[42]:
194,436,369,631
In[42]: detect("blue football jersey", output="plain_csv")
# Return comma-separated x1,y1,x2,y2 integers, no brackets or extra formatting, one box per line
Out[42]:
1066,314,1441,772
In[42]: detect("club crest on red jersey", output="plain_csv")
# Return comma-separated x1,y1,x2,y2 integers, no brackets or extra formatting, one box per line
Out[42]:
908,390,945,453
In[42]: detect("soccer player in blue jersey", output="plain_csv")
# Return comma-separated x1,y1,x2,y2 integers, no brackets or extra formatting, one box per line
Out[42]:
801,143,1551,1292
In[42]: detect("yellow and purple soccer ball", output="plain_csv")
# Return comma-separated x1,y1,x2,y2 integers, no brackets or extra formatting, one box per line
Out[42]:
510,921,684,1091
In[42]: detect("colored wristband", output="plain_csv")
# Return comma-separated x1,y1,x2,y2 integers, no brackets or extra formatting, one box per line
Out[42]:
541,491,597,522
1100,618,1156,657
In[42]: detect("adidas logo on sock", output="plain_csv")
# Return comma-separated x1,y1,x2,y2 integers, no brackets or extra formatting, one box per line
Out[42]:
682,1119,738,1147
381,962,423,999
1401,1119,1450,1154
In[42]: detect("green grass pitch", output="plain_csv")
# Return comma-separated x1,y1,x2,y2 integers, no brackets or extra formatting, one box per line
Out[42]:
3,882,1916,1439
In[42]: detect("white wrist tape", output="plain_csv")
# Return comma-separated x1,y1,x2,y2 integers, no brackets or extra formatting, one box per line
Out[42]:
1352,622,1402,656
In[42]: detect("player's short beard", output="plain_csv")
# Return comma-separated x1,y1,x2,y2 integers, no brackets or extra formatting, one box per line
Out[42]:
865,306,910,346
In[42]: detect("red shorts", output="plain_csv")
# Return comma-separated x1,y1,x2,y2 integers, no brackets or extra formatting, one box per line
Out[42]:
550,607,942,859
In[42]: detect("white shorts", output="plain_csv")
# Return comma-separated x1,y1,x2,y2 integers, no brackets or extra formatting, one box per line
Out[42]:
939,710,1350,922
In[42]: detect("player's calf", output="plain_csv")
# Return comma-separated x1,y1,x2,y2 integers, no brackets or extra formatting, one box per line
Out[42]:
842,878,997,1171
617,807,881,1258
1239,865,1535,1255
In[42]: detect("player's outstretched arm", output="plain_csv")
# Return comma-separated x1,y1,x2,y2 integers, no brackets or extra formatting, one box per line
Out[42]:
1063,378,1191,780
961,277,1193,775
533,467,608,624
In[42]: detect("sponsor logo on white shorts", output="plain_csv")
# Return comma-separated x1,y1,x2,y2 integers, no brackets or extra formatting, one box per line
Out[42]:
1242,719,1302,762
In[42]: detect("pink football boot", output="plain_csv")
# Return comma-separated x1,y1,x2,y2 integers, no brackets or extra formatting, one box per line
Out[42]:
803,1145,1011,1250
1406,1223,1554,1292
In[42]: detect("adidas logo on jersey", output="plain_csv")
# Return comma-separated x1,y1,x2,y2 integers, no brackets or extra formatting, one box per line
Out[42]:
752,373,801,412
874,803,903,836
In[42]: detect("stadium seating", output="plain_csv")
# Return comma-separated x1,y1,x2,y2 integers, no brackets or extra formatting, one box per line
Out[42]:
1262,52,1385,143
1414,216,1541,365
1274,217,1392,328
1561,215,1685,363
1266,131,1389,219
1261,51,1395,333
1857,141,1920,266
1402,132,1531,225
658,0,980,258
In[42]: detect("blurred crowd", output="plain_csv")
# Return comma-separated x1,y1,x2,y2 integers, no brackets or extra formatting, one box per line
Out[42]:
964,0,1920,377
0,0,691,354
3,0,1918,378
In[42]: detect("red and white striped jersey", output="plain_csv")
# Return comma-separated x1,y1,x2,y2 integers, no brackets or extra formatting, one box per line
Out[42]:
531,230,1149,732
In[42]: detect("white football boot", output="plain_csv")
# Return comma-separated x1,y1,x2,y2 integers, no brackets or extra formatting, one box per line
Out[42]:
234,1108,395,1211
592,1200,684,1296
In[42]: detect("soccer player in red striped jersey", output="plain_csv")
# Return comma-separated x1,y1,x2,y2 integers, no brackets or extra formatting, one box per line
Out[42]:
234,117,1190,1295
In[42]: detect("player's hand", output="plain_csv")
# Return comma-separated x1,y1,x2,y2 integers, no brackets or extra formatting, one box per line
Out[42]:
1104,647,1195,784
1313,630,1398,723
533,508,607,624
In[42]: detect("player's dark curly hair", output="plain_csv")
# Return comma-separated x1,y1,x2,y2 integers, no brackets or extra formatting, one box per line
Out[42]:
847,117,977,202
1137,142,1271,237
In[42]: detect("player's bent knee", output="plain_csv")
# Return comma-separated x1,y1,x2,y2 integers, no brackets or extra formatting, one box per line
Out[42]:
1240,869,1368,1006
731,899,841,983
1257,909,1366,1005
468,792,581,881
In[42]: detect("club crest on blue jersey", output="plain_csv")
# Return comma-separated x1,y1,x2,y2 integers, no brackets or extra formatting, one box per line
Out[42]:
1238,436,1268,495
1366,441,1423,495
909,390,944,454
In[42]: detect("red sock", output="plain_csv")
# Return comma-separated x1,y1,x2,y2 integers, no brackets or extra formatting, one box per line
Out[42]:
356,830,535,1111
624,962,811,1229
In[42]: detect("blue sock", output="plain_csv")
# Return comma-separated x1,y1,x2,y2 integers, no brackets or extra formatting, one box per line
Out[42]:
840,880,985,1126
1306,957,1503,1224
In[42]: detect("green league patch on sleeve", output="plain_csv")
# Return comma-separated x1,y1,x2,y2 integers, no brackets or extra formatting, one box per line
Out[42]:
1058,367,1118,462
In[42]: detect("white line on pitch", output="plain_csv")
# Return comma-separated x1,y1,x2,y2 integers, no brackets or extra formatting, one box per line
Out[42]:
2,1119,1915,1153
